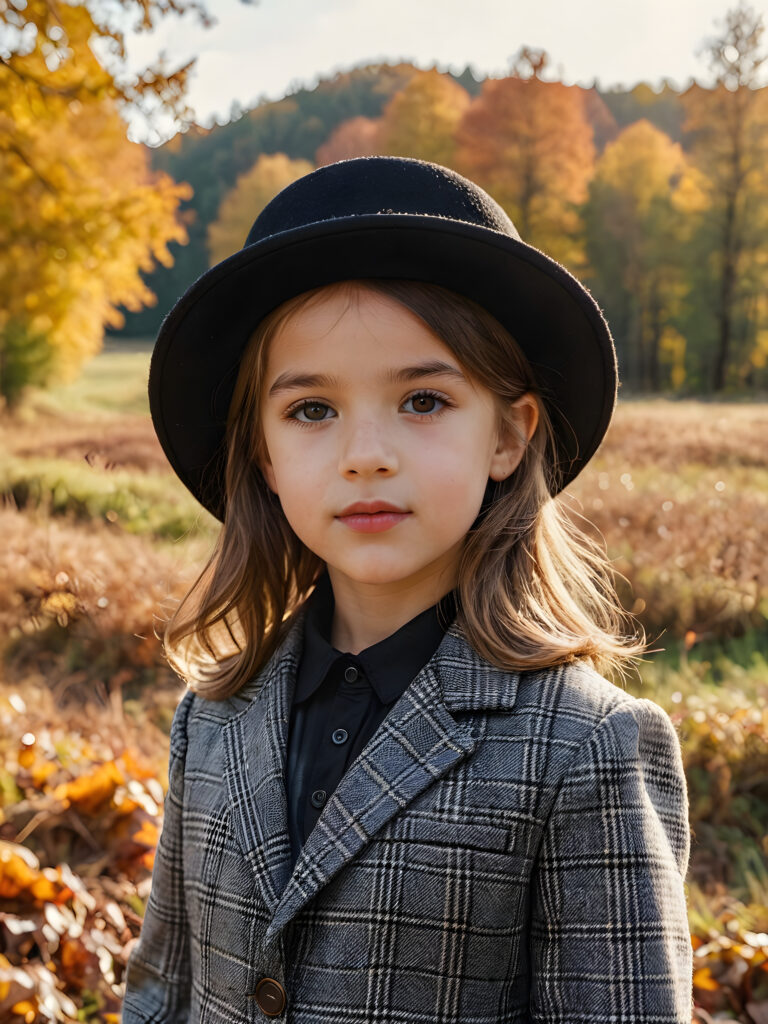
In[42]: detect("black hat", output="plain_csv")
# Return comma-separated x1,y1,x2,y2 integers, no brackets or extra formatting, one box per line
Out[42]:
149,155,617,521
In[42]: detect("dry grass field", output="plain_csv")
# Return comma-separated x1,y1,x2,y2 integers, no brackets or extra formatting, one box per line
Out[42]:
0,346,767,1021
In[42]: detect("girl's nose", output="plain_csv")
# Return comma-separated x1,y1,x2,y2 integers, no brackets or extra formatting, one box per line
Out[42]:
337,419,398,478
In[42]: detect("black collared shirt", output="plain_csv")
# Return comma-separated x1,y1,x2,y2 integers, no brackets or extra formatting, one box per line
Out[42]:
286,570,458,870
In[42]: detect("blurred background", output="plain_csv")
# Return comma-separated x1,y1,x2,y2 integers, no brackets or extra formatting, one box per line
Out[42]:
1,2,767,1021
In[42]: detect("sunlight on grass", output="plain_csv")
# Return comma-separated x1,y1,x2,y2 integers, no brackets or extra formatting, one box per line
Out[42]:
30,339,153,418
1,455,219,539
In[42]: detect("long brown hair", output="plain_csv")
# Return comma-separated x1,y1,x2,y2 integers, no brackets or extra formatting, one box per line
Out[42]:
162,279,644,699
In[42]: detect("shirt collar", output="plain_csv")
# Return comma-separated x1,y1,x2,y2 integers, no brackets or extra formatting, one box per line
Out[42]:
294,570,458,705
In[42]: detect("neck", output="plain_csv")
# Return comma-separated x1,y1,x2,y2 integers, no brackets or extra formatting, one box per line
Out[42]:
326,562,458,654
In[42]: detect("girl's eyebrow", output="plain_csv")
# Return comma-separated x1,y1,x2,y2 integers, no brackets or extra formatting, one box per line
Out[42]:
267,360,468,398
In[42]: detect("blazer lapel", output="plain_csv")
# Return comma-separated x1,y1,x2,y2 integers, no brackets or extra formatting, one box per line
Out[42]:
222,611,306,915
222,609,521,942
264,623,506,942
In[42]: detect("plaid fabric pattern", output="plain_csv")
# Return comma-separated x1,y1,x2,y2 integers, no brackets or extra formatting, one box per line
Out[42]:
121,611,692,1023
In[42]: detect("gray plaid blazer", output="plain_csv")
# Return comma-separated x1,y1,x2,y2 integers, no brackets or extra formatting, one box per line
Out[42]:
121,609,693,1023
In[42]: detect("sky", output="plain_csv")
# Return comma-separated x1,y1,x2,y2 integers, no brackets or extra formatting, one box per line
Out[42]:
122,0,768,143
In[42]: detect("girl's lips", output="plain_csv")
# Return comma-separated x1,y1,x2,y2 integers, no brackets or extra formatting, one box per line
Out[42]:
337,511,411,533
338,500,407,515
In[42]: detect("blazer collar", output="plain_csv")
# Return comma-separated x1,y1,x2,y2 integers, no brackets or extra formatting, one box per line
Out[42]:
221,608,520,943
439,621,522,712
294,570,460,705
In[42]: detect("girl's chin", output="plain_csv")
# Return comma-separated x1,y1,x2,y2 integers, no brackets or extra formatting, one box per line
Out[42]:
324,558,454,590
328,568,416,586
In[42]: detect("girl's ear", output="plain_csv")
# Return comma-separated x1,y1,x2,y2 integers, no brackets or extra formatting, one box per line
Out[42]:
488,392,539,482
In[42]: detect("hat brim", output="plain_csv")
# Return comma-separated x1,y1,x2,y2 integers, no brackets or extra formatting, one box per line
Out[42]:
149,214,617,521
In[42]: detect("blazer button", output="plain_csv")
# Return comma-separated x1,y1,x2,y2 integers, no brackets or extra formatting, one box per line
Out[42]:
253,977,286,1017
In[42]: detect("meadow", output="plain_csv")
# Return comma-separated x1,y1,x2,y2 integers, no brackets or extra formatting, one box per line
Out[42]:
0,344,767,1022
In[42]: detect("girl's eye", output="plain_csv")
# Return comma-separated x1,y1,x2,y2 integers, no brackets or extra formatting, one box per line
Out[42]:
285,390,449,424
403,391,446,415
288,401,335,423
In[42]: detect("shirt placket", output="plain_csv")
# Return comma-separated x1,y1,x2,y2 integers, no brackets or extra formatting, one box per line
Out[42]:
302,657,377,838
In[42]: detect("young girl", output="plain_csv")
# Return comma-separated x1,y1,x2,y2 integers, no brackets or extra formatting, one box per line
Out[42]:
122,156,692,1023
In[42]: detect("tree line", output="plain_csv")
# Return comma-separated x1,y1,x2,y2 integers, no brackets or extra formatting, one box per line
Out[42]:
200,27,768,394
2,1,766,404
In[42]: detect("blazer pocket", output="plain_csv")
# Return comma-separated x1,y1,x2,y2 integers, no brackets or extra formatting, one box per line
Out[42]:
381,812,512,852
373,813,532,971
378,813,532,883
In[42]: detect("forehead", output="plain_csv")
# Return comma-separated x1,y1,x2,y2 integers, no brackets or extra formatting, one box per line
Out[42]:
266,284,455,369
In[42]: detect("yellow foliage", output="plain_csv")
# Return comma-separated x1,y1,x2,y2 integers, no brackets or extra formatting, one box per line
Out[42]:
207,153,315,265
120,747,163,782
31,760,58,789
587,120,713,388
752,330,768,369
595,119,703,219
671,164,710,217
660,326,687,390
0,1,192,398
377,69,471,166
0,3,113,113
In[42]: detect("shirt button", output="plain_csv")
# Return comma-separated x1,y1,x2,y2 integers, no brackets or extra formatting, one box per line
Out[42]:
310,789,327,808
344,665,359,682
253,977,286,1017
332,728,348,745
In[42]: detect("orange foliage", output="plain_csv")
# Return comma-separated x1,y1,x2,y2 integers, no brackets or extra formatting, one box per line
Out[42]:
454,76,595,265
0,844,74,905
0,673,182,1020
53,762,124,815
316,116,383,165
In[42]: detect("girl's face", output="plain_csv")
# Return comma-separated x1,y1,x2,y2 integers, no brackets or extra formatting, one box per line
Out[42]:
258,285,535,599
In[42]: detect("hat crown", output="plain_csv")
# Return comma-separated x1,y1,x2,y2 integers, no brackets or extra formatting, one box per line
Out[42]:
244,156,521,248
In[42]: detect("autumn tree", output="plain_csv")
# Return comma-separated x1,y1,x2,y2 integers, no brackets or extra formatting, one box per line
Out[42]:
208,154,315,265
0,0,254,407
375,69,471,166
584,120,709,390
316,69,471,167
316,116,382,165
453,51,595,267
0,3,203,407
682,2,768,389
1,94,191,400
0,1,258,138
